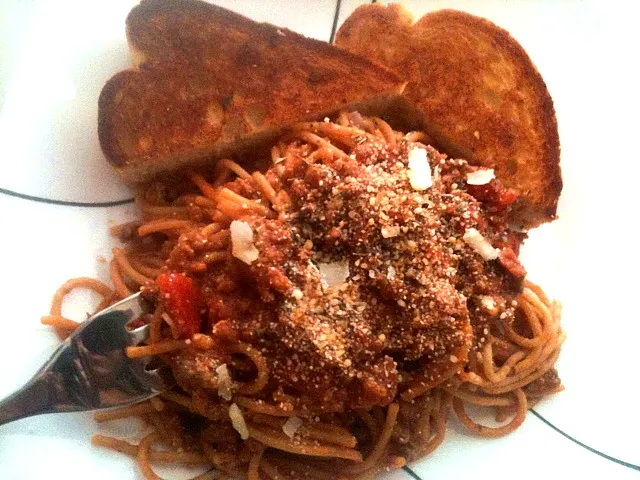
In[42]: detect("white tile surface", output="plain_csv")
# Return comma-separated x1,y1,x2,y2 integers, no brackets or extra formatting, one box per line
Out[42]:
2,0,640,479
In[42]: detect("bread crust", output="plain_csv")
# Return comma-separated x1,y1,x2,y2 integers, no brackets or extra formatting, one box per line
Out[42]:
336,5,562,227
98,0,404,183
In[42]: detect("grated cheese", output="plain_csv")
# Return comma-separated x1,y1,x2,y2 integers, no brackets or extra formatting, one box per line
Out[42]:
480,295,496,311
387,265,396,280
230,220,259,264
318,260,350,287
381,226,400,238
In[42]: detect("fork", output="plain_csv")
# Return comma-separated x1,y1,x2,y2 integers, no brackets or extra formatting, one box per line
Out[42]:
0,293,171,426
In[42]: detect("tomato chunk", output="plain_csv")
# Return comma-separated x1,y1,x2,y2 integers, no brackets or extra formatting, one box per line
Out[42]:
156,273,202,338
467,181,519,211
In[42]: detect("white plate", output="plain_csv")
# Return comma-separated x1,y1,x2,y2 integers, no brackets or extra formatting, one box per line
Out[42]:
1,1,639,479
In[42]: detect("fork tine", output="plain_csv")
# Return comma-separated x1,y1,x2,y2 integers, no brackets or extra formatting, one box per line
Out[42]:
0,292,173,426
128,324,151,346
89,292,147,329
141,364,174,392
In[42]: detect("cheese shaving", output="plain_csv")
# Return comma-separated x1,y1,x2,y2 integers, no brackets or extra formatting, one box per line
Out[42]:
466,168,495,185
228,403,249,440
161,312,175,329
407,147,432,191
216,364,233,401
282,416,303,439
463,228,500,261
230,220,259,264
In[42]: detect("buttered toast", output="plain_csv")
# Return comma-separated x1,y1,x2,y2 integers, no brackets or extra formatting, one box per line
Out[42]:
98,0,405,184
336,4,561,227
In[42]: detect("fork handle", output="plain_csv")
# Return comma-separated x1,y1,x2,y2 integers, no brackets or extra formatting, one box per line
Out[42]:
0,373,58,427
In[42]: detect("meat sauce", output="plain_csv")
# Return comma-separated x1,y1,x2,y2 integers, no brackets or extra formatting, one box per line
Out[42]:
154,140,526,413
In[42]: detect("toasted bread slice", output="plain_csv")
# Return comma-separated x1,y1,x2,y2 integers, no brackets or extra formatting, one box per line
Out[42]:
336,4,562,228
99,0,405,184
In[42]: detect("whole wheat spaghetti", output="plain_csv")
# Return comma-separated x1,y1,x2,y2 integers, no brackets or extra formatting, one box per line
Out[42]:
44,113,563,479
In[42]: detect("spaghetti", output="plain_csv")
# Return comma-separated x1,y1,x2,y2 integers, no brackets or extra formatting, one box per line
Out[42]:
44,113,564,479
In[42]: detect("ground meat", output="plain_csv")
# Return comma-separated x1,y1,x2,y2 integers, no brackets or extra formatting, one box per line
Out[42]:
169,348,228,393
499,247,527,280
162,138,524,412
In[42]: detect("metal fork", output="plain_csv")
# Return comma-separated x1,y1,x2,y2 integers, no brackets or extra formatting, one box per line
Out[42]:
0,293,171,426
